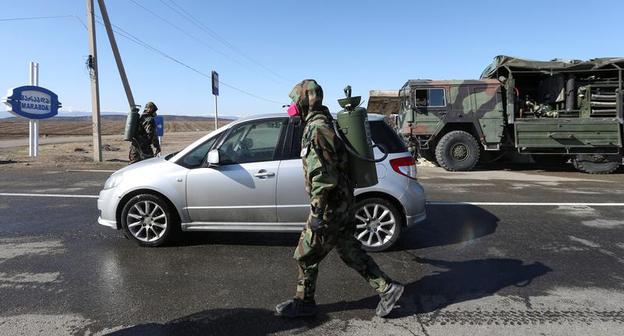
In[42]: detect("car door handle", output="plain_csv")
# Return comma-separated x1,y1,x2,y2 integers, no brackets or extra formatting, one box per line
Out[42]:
254,171,275,178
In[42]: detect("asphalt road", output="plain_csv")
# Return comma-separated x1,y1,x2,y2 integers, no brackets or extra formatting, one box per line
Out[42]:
0,164,623,335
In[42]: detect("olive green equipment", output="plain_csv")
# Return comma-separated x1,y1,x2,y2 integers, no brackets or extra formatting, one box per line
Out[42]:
334,86,388,188
123,106,141,141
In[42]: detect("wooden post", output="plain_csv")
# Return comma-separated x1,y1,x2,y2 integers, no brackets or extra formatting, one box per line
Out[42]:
86,0,102,162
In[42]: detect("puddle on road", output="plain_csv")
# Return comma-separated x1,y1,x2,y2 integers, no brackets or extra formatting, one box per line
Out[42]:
0,314,94,336
582,219,624,229
550,205,597,217
0,238,64,262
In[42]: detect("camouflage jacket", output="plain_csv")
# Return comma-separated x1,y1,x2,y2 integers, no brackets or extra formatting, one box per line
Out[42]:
136,114,160,149
301,108,353,221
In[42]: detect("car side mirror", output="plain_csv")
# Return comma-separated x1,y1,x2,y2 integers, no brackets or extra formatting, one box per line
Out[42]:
207,149,220,167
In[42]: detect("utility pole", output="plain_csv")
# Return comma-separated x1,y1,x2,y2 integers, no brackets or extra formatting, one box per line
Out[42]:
86,0,102,162
97,0,136,110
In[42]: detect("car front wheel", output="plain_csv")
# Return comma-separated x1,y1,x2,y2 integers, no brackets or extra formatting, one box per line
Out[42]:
121,194,179,247
354,197,403,252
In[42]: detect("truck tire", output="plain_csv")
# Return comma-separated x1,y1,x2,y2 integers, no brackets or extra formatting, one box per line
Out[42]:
573,154,622,174
435,130,480,171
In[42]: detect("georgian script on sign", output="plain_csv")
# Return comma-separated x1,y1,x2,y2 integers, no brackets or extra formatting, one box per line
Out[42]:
19,91,52,114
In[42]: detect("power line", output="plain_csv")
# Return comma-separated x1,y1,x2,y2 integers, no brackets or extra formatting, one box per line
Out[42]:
92,16,282,104
160,0,289,83
0,15,75,22
0,12,283,105
126,0,248,69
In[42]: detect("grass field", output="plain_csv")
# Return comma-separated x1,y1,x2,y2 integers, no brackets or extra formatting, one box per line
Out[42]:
0,115,230,140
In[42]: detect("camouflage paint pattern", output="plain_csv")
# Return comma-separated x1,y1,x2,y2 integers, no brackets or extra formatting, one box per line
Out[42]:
289,79,391,301
397,79,505,148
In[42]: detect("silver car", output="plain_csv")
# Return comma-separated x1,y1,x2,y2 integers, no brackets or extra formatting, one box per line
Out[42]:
97,114,426,251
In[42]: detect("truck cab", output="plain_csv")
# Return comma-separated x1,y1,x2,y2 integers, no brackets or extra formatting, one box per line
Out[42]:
396,79,505,171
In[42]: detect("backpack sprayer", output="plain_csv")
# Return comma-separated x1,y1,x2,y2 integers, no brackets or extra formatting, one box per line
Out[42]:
334,86,388,188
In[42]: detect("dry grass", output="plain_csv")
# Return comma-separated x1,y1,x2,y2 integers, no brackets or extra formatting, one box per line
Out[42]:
0,116,232,170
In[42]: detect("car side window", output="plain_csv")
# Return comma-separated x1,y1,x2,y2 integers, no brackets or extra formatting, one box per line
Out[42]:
288,123,304,160
219,120,284,164
178,136,219,169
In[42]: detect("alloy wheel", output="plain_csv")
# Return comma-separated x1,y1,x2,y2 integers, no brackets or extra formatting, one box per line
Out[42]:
126,200,168,242
354,203,397,248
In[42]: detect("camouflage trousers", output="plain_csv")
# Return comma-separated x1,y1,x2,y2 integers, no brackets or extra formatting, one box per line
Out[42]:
128,142,153,164
293,214,391,302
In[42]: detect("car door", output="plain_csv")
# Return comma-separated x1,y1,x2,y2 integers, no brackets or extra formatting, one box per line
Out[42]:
186,118,286,224
276,120,310,225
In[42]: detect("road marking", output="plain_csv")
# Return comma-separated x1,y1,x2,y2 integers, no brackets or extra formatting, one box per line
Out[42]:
0,193,98,199
66,169,116,173
428,201,624,207
0,193,622,206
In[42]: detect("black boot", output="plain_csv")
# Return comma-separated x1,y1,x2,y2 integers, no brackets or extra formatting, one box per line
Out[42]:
275,298,318,318
376,283,404,317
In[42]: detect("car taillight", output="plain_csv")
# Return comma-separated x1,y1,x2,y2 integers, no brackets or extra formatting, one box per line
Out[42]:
390,156,417,180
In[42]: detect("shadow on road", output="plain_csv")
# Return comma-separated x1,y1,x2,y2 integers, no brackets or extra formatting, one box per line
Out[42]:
171,204,498,250
398,204,499,250
173,231,300,248
106,256,550,336
106,308,327,336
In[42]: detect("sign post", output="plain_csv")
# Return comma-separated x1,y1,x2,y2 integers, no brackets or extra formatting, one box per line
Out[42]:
29,62,39,157
154,115,164,145
212,71,219,130
3,66,61,156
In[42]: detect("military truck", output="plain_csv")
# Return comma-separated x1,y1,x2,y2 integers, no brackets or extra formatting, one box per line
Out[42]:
370,56,624,174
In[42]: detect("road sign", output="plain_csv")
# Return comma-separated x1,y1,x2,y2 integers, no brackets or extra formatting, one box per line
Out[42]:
212,71,219,96
154,115,164,136
3,85,61,120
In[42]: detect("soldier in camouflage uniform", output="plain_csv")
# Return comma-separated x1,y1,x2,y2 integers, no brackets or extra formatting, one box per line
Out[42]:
275,80,404,318
129,102,161,164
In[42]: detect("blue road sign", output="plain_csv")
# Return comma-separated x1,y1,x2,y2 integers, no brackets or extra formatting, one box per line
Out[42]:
2,85,61,120
155,115,164,137
212,71,219,96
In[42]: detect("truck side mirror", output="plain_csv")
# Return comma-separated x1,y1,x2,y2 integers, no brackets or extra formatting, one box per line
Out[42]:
207,149,220,167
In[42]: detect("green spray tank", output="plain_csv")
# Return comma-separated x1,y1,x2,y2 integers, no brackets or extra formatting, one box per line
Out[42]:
123,106,141,141
334,86,388,188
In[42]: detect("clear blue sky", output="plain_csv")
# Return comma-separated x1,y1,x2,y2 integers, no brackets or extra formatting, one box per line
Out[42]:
2,0,624,117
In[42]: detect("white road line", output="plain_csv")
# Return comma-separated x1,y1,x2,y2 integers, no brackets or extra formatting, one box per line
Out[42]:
428,201,624,206
0,193,98,199
66,170,116,173
0,193,622,206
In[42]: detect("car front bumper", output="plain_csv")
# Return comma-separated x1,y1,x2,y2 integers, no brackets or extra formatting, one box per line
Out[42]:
97,187,120,230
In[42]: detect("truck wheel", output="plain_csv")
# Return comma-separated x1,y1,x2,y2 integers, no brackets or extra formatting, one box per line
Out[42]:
532,155,570,167
573,154,622,174
435,131,480,171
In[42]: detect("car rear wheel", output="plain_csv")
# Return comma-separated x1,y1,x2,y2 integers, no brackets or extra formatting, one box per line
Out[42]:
354,197,403,252
121,194,179,247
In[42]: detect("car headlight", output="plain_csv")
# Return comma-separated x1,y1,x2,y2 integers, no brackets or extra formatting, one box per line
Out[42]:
103,174,124,190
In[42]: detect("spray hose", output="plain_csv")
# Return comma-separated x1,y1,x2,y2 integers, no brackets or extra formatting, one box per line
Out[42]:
332,120,388,163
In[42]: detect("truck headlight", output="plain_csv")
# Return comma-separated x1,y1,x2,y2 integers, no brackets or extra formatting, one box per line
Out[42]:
103,174,124,190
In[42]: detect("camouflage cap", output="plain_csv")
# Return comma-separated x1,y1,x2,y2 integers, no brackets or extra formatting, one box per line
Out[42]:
288,79,323,117
144,101,158,112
